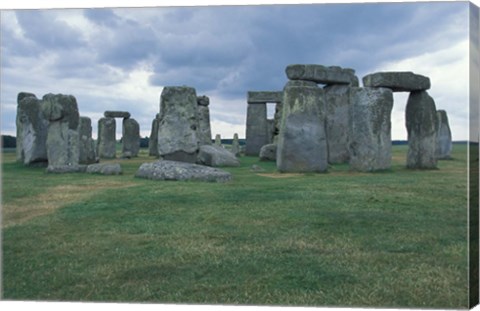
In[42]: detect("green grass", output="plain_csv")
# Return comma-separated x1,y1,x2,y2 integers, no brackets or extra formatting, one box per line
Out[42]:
1,145,471,308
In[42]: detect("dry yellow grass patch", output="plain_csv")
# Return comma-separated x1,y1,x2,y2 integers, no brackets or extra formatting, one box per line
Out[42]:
2,181,136,228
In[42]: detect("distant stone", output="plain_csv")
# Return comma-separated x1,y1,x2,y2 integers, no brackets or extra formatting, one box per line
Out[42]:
97,117,116,159
104,111,131,119
197,144,240,167
197,95,210,106
259,143,277,161
214,134,222,146
135,160,232,183
406,91,438,169
435,110,452,160
79,117,97,164
247,91,283,103
276,80,328,173
122,118,140,158
197,96,213,145
362,72,430,92
149,117,160,157
157,86,199,163
86,163,122,175
16,92,49,165
348,87,393,172
286,64,358,85
231,133,241,156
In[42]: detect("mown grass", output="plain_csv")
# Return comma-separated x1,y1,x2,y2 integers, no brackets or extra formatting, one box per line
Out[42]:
1,145,470,308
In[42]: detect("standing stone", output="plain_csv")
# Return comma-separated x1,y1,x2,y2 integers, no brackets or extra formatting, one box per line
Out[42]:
122,118,140,158
97,117,116,159
348,87,394,172
41,93,80,171
276,80,328,173
406,91,438,169
436,110,453,159
78,117,96,164
197,96,212,145
16,92,48,165
245,103,268,156
231,133,241,156
149,114,160,157
158,86,199,163
215,134,222,146
267,119,275,144
324,84,351,164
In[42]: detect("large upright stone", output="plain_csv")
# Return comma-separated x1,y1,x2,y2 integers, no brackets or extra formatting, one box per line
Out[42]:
363,72,430,92
158,86,199,163
276,80,328,173
104,111,131,119
197,145,240,167
286,64,358,85
348,87,393,172
231,133,241,156
122,118,140,158
97,117,116,159
436,110,453,159
16,92,48,165
41,93,80,170
149,114,160,157
78,117,96,164
245,103,268,156
324,84,351,164
197,95,212,146
406,91,438,169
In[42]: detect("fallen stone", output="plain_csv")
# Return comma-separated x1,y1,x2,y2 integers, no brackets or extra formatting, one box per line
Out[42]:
435,110,452,160
286,64,358,85
135,160,232,183
104,111,131,119
247,91,283,103
348,87,393,172
197,144,240,167
362,71,430,92
86,163,122,175
259,143,276,161
97,117,116,159
79,117,97,164
122,118,140,158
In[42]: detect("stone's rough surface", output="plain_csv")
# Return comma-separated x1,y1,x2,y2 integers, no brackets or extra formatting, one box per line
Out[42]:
348,87,394,172
324,85,351,164
214,134,222,146
259,143,277,161
16,92,49,165
41,94,80,170
273,102,283,143
149,117,160,157
231,133,241,156
276,80,328,173
46,165,87,174
247,91,283,103
197,96,212,146
86,163,122,175
136,160,232,183
267,119,275,144
406,91,438,169
245,103,268,156
78,117,96,164
436,110,452,159
104,111,131,119
285,64,358,85
157,86,199,163
97,117,116,159
197,144,240,167
362,72,431,92
122,118,140,158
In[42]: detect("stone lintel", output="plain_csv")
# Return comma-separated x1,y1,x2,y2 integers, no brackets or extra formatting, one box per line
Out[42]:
247,91,283,104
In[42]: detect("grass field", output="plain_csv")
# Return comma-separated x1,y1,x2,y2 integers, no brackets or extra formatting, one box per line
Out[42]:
1,145,471,308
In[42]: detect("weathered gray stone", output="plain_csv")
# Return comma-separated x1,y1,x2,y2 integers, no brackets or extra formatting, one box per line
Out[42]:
122,118,140,158
348,87,393,172
362,72,431,92
157,86,199,163
97,117,116,159
245,103,268,156
46,165,87,174
259,143,277,161
273,102,283,143
231,133,241,156
267,119,275,144
41,94,80,171
104,111,131,119
276,80,328,173
135,160,232,183
197,96,212,146
197,144,240,167
149,117,160,157
406,91,438,169
86,163,122,175
324,84,351,164
247,91,283,103
214,134,222,146
78,117,96,164
16,92,49,165
436,110,452,159
250,164,266,172
286,64,358,85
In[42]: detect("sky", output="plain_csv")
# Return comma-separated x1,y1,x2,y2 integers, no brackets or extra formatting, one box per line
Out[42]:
0,0,474,141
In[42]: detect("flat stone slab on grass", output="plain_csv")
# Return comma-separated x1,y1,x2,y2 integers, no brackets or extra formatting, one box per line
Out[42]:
286,64,358,85
136,160,232,183
104,111,131,119
46,165,87,174
86,163,122,175
362,72,430,92
197,145,240,167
